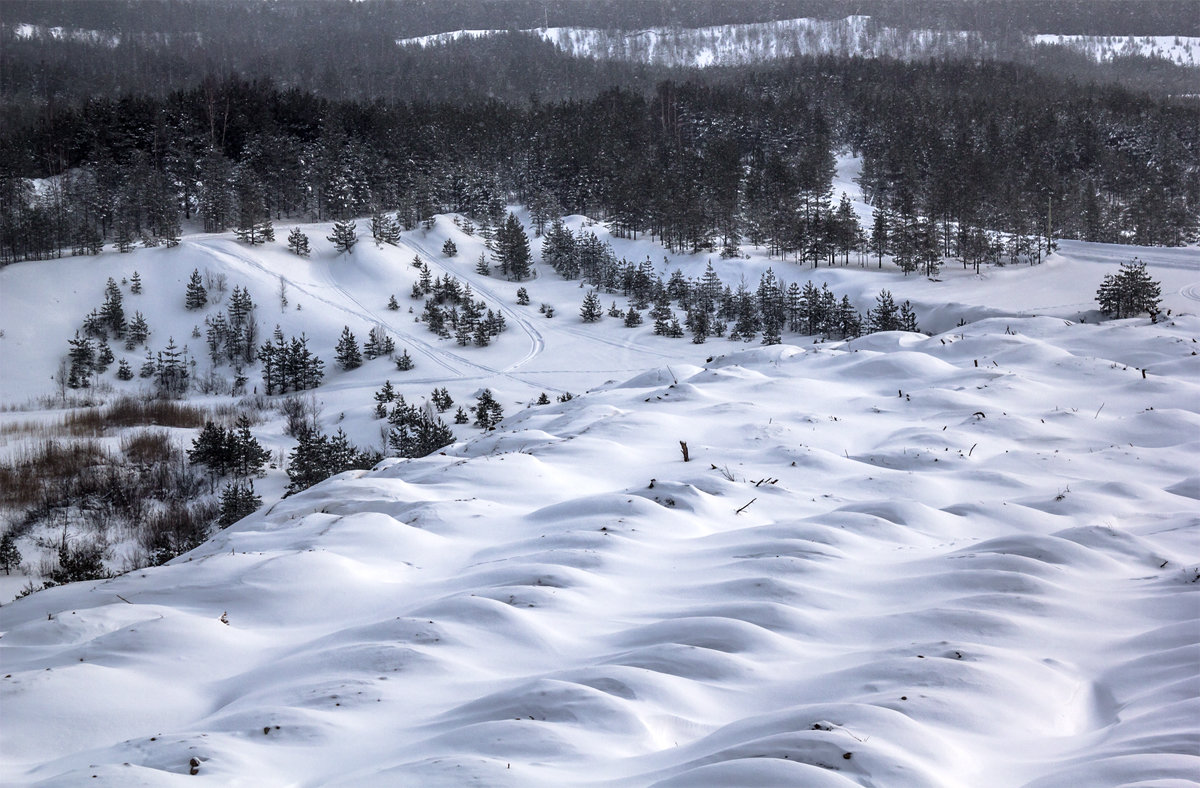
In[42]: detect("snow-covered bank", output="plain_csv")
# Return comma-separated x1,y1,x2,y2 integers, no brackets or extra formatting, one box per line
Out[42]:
2,312,1197,785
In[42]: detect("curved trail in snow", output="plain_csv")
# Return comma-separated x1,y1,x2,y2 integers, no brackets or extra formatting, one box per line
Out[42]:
188,239,463,378
190,237,567,394
1180,282,1200,302
403,235,546,375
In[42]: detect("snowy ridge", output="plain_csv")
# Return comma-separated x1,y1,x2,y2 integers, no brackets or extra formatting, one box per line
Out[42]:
1033,33,1200,67
2,314,1197,785
9,23,121,48
397,16,1200,68
398,16,983,65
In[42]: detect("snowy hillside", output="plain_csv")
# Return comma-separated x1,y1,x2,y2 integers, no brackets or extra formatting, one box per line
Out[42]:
1033,33,1200,67
398,16,984,65
2,150,1199,782
397,16,1200,68
1,309,1198,784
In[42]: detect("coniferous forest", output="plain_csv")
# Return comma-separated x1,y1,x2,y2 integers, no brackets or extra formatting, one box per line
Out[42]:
1,0,1197,265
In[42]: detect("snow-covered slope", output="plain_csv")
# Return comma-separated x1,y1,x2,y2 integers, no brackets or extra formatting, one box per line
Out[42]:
397,17,1200,68
399,16,983,66
1033,33,1200,67
2,310,1198,785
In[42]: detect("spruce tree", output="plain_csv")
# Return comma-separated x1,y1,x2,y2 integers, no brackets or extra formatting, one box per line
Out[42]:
116,359,133,380
129,271,142,294
387,295,400,310
185,269,208,310
442,238,457,257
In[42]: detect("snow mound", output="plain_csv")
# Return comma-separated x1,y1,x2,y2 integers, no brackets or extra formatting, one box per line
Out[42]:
2,316,1198,785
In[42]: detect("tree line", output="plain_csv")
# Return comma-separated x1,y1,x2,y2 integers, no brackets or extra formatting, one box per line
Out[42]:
2,57,1196,268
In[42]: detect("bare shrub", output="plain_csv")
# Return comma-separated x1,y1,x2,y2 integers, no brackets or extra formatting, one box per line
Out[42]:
278,394,322,437
139,500,219,565
120,429,175,467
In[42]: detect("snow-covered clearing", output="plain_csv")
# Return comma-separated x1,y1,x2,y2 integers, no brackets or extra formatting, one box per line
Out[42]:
1,159,1198,783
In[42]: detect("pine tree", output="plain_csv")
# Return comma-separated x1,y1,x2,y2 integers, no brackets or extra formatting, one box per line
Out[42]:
140,348,156,378
95,340,114,373
335,326,362,370
327,220,358,254
1096,260,1162,318
475,253,490,276
229,415,270,479
454,406,469,424
868,290,901,333
363,325,394,359
431,387,453,412
472,389,503,429
516,287,530,305
624,308,643,327
375,380,397,405
219,480,262,526
536,392,551,405
185,269,208,310
189,421,233,477
115,359,133,380
495,212,532,281
0,532,21,575
442,238,457,257
542,219,578,278
387,295,400,310
129,271,142,294
580,290,603,322
287,227,311,257
155,337,189,398
66,332,95,388
372,213,400,245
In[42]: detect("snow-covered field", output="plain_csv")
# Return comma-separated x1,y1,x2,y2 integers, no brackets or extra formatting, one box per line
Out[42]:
1,158,1199,783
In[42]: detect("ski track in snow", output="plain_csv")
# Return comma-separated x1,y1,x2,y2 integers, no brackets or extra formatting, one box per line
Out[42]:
401,234,549,378
190,238,466,378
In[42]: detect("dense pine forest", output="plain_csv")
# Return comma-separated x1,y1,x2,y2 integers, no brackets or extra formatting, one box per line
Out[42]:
1,0,1198,266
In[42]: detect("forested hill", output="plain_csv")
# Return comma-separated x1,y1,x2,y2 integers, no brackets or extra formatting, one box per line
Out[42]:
3,56,1197,267
2,0,1199,121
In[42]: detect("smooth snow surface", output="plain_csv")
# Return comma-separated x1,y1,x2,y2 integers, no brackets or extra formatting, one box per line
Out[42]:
2,312,1199,784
